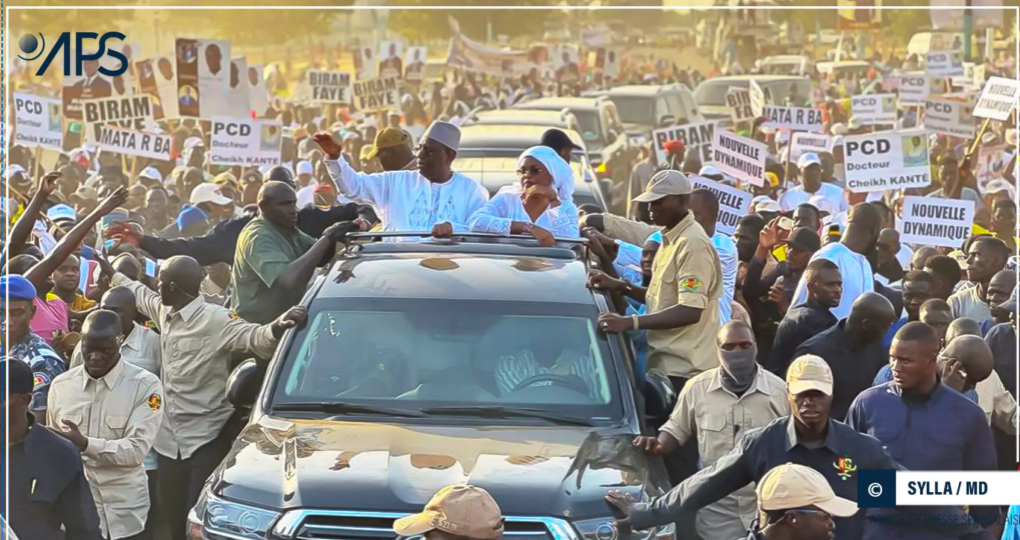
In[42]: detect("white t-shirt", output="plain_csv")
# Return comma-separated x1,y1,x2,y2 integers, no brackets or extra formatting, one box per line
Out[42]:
296,182,319,209
791,242,874,320
779,182,848,213
713,232,738,324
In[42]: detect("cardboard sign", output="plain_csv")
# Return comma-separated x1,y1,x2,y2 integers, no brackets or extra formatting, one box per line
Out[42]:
651,120,716,164
899,74,949,106
898,196,974,249
175,38,231,118
749,79,767,118
604,48,620,78
308,71,352,103
227,57,251,118
851,94,897,125
844,129,931,193
98,125,172,160
924,97,975,138
209,117,282,166
976,144,1007,193
136,56,179,119
690,176,753,236
926,50,964,76
404,47,427,82
727,88,755,124
247,64,269,116
352,77,400,113
378,40,404,79
973,76,1019,121
790,132,832,163
82,94,155,143
711,129,768,187
555,44,581,84
762,105,824,132
13,93,64,151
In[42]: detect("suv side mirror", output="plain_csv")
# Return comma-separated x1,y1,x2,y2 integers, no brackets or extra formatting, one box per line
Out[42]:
227,359,262,409
642,371,676,420
658,114,675,127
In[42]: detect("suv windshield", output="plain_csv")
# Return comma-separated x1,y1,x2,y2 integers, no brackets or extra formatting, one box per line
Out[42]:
609,96,655,125
270,298,624,421
572,110,604,147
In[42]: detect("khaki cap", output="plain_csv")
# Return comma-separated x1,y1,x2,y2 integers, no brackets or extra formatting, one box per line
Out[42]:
393,484,504,540
364,127,411,160
786,355,833,396
633,170,692,203
757,463,858,517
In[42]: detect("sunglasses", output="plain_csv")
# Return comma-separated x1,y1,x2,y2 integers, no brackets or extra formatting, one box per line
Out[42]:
517,165,546,177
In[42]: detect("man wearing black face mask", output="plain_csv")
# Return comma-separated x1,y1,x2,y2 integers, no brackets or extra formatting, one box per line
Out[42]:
632,321,789,540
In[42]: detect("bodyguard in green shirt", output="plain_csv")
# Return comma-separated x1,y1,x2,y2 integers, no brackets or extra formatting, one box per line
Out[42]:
231,181,354,324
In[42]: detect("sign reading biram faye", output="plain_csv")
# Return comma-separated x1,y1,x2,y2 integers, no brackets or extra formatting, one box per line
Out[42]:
352,76,399,112
651,121,716,164
82,94,156,144
308,71,352,103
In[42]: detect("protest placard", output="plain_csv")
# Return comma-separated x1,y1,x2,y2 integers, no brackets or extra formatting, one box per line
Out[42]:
973,76,1019,121
976,144,1007,193
726,88,755,124
378,40,404,79
604,48,620,77
790,132,832,163
404,47,427,82
13,93,64,152
98,126,172,161
843,129,931,193
175,38,231,117
307,71,352,103
82,94,156,144
247,64,269,116
899,74,948,106
923,97,975,138
690,176,753,235
711,129,767,186
762,105,824,132
227,57,251,118
749,79,767,118
898,196,974,249
555,44,581,84
352,76,400,112
927,50,964,76
651,120,716,164
209,117,282,166
851,94,897,125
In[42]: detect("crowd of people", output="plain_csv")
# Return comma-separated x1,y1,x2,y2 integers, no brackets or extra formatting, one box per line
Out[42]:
3,20,1020,540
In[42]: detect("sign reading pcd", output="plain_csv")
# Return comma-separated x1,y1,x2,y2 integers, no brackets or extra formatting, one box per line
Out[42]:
13,92,63,151
844,129,931,193
209,116,282,166
851,94,897,125
352,76,399,112
924,98,975,138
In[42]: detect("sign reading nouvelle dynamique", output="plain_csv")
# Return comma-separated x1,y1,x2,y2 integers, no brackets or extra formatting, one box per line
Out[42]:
690,176,752,236
972,77,1019,121
898,196,974,248
711,129,768,186
844,129,931,193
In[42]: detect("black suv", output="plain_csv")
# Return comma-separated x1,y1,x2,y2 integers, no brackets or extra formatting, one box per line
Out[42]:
190,235,676,540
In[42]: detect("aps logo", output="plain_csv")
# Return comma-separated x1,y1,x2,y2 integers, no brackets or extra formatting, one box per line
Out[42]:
18,32,128,77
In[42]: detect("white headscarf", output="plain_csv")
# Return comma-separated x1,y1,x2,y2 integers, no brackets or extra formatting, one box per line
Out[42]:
514,145,575,204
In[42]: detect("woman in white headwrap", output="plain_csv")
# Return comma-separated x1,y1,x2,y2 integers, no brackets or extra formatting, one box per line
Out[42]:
468,145,579,246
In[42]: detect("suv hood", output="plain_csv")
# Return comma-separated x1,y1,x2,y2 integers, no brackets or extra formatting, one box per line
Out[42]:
214,416,663,520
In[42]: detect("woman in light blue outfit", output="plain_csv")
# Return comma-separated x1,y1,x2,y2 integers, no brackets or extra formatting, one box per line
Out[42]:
468,145,579,245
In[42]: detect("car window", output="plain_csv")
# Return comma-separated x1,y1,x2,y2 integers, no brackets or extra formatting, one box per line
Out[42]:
272,299,622,418
763,80,812,106
679,92,698,119
693,80,733,107
572,110,603,145
609,96,655,125
654,97,670,123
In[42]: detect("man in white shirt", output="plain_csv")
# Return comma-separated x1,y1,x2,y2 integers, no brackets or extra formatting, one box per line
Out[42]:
779,153,848,213
314,122,489,236
690,186,737,323
791,202,881,319
294,160,318,209
48,310,164,540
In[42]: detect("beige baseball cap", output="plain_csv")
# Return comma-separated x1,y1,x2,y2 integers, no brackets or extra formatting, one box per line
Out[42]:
786,355,833,396
394,484,504,540
633,170,692,203
757,463,858,517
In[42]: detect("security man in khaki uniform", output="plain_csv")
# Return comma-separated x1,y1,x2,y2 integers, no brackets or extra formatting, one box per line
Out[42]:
48,310,164,540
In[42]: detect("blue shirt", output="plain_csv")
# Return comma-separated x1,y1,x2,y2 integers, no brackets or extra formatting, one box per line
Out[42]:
847,382,995,472
625,300,648,379
872,366,978,403
882,316,909,350
9,333,66,413
1003,505,1020,540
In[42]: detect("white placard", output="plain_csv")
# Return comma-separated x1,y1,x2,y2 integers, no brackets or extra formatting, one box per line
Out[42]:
227,57,250,118
899,74,948,106
972,76,1019,121
727,88,755,124
898,196,974,249
152,56,179,119
851,94,897,125
98,125,172,161
923,98,975,138
711,129,768,187
790,132,832,163
762,105,824,132
926,50,964,76
749,79,767,118
209,116,282,166
307,71,352,103
82,94,156,144
352,77,400,113
604,49,620,78
13,93,63,151
198,40,232,117
651,120,716,164
690,176,753,236
976,144,1007,193
247,64,269,116
404,47,427,82
843,129,931,193
378,40,404,79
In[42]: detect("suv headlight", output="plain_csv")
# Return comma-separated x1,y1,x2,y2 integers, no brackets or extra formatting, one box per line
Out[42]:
188,487,281,540
574,518,675,540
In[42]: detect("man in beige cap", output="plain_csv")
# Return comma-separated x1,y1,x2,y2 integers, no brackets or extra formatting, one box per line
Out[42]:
752,463,857,539
588,169,722,483
364,127,417,171
394,484,504,540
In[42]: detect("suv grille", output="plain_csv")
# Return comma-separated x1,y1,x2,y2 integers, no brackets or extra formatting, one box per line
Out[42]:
277,511,566,540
